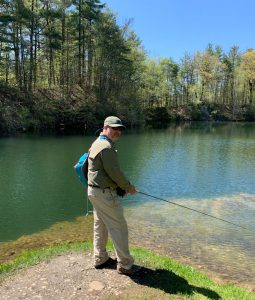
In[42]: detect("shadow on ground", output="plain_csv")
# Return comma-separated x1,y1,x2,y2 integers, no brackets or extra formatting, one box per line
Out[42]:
130,267,221,299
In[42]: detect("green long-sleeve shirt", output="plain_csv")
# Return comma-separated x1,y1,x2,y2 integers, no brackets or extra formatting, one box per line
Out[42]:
87,136,131,190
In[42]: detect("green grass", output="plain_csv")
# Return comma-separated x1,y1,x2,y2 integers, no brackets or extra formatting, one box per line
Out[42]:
0,242,254,300
0,242,92,277
130,247,255,300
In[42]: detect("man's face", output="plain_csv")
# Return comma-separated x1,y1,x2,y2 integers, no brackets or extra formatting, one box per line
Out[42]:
105,126,123,142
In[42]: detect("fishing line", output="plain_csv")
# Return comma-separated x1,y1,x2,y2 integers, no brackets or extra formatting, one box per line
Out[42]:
138,191,251,231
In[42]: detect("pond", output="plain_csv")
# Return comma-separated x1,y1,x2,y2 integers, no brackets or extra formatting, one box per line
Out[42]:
0,122,254,289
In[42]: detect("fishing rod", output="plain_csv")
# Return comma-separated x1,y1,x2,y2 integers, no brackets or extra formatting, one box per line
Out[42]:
138,191,251,231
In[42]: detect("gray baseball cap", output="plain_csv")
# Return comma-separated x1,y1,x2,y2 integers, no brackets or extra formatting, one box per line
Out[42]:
104,116,126,128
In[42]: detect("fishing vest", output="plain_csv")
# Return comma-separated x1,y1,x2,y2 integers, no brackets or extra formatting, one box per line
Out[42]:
89,135,113,159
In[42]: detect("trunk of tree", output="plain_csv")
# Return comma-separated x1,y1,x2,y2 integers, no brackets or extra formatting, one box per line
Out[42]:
249,79,253,105
19,27,27,90
5,53,9,85
33,0,39,88
13,25,21,88
61,8,66,87
78,0,82,85
87,17,93,88
34,27,38,87
66,30,70,92
29,0,35,91
82,26,86,85
200,81,205,102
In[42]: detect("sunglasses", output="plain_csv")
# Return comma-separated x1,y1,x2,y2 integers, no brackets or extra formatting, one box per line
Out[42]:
111,127,123,131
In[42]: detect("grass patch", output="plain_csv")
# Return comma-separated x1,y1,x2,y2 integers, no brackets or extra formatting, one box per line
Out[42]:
0,242,254,299
0,241,93,278
130,247,255,300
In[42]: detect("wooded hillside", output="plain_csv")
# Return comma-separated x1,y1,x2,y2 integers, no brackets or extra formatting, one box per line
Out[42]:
0,0,255,135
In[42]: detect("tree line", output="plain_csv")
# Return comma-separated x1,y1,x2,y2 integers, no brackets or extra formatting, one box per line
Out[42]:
0,0,255,135
141,45,255,126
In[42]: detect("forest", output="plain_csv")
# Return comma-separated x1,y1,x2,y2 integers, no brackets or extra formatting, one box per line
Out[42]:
1,0,255,135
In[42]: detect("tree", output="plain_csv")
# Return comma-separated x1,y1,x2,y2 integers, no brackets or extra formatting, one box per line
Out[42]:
0,5,14,84
239,49,255,105
194,50,221,103
179,53,196,104
221,46,241,107
40,0,62,87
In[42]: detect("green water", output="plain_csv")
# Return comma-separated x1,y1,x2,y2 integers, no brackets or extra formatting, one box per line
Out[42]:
0,122,255,287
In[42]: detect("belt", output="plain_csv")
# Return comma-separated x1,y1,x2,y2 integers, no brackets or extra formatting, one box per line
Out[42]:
88,184,111,189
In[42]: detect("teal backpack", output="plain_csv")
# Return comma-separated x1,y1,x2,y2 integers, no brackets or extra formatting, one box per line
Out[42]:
74,136,108,185
74,152,89,185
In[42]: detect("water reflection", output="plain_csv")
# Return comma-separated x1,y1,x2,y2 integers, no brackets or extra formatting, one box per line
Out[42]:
119,123,255,202
124,193,255,289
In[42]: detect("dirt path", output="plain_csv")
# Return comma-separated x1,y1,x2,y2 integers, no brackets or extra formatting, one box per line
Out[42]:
0,251,143,300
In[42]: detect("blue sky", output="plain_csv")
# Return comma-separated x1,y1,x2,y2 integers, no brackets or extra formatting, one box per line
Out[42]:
104,0,255,62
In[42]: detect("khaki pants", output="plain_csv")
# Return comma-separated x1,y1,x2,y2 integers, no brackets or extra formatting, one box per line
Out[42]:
87,186,134,270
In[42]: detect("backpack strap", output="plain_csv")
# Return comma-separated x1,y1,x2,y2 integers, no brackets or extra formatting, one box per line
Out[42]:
89,135,112,159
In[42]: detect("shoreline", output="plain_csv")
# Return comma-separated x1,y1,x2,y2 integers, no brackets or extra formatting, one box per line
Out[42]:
0,242,255,299
1,120,255,139
1,213,254,293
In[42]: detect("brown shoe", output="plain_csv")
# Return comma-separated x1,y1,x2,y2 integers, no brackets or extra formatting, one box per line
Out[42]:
117,265,141,276
94,257,117,269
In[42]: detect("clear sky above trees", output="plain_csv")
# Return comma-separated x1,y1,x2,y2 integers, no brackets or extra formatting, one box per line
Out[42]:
104,0,255,61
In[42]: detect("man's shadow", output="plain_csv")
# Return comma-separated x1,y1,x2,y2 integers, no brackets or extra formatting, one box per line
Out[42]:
130,267,221,299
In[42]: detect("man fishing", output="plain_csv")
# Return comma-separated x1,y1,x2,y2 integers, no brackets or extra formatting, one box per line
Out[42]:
87,116,140,275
